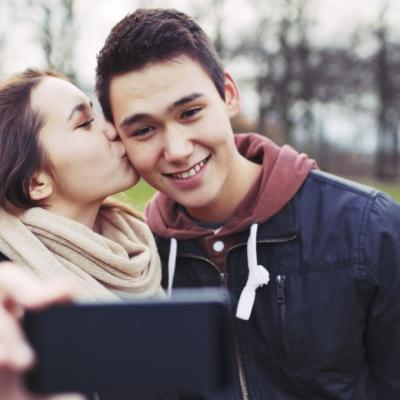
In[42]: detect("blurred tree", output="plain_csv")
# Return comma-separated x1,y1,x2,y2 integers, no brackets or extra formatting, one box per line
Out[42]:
229,0,398,180
0,2,10,73
231,0,320,145
372,4,400,179
201,0,400,180
11,0,79,82
190,0,226,57
36,0,77,81
209,0,226,56
137,0,169,8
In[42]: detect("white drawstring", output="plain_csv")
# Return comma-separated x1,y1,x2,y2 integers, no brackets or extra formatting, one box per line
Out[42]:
167,238,177,298
236,223,270,320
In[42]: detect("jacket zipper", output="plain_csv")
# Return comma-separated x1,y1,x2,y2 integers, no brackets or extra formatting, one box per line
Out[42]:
178,254,249,400
178,234,297,400
235,337,250,400
177,234,298,286
226,233,298,255
226,233,297,400
276,275,292,362
222,254,250,400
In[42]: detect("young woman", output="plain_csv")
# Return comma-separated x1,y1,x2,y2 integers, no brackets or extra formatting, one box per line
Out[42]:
0,69,164,399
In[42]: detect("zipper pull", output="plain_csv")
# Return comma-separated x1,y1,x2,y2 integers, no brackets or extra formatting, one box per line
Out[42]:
276,275,286,304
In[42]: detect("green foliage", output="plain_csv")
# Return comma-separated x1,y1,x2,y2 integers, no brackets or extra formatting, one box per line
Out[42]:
113,179,156,212
374,183,400,203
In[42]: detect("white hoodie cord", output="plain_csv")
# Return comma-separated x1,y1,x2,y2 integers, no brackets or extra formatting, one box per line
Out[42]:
167,238,178,298
236,223,270,320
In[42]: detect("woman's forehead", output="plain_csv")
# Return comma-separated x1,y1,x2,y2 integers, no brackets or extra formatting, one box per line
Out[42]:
31,77,88,120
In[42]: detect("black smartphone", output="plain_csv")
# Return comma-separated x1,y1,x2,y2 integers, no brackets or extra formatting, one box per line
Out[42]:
23,288,234,399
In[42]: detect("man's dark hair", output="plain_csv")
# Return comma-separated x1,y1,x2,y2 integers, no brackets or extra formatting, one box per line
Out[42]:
96,8,226,123
0,69,62,211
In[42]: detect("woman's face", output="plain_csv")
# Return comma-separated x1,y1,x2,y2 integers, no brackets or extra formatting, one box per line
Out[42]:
30,77,139,206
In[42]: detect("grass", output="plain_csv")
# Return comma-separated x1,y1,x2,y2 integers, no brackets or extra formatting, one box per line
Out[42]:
373,183,400,202
113,179,156,212
372,182,400,203
113,176,400,212
346,176,400,202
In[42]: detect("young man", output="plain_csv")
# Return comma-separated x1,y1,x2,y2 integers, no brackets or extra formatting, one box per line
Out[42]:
96,9,400,399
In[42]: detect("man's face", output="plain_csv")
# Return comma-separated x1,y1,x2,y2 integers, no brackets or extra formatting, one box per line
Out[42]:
109,56,240,216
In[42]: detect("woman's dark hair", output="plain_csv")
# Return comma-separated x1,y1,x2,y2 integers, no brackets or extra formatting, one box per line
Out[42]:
96,8,226,123
0,69,66,211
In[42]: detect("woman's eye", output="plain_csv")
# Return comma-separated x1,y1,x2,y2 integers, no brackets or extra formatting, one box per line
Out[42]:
77,119,94,130
181,107,202,119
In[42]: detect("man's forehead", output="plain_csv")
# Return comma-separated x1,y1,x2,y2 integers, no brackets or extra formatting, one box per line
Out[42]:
110,58,213,119
110,56,211,94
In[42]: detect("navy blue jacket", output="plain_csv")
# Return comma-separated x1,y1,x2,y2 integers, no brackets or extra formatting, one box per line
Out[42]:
154,170,400,400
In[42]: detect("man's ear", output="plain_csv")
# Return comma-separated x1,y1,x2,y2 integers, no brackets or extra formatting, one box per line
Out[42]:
29,171,53,201
223,70,241,118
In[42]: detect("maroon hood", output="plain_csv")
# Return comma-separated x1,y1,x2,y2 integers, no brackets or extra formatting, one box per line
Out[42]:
146,133,316,239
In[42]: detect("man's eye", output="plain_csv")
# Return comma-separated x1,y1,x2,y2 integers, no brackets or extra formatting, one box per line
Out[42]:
181,107,202,119
132,126,154,137
77,119,94,129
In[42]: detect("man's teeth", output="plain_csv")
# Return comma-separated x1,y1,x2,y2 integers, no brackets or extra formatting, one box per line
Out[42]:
172,159,206,179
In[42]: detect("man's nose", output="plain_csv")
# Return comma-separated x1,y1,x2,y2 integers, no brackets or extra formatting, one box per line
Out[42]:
163,129,194,163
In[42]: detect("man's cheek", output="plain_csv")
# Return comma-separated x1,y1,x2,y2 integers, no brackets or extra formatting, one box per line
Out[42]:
125,153,142,169
132,159,154,178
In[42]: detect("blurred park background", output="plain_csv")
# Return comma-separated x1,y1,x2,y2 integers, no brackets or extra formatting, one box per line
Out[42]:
1,0,400,208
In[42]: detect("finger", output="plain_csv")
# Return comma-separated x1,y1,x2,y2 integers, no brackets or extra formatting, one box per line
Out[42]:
0,263,77,309
0,369,33,400
35,393,87,400
0,364,86,400
24,280,78,311
0,306,35,372
0,371,86,400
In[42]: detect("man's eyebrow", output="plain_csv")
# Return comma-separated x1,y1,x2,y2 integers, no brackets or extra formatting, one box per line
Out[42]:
166,92,204,113
119,93,204,130
120,113,151,130
68,101,93,121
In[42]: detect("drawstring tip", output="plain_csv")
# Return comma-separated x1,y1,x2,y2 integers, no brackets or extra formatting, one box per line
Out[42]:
236,286,256,320
167,238,177,298
236,265,270,320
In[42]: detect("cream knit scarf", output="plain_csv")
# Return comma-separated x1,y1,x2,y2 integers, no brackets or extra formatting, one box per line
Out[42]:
0,206,163,301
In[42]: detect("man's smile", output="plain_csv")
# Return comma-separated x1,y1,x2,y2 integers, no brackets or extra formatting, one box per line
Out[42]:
164,156,210,180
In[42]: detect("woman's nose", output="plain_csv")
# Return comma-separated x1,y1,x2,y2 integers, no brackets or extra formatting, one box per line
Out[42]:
102,118,118,141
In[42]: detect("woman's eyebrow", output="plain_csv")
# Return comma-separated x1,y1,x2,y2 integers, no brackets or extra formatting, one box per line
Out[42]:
68,101,93,121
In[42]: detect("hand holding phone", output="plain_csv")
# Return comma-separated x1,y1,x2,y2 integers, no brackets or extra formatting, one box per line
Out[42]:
23,289,234,399
0,262,82,400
